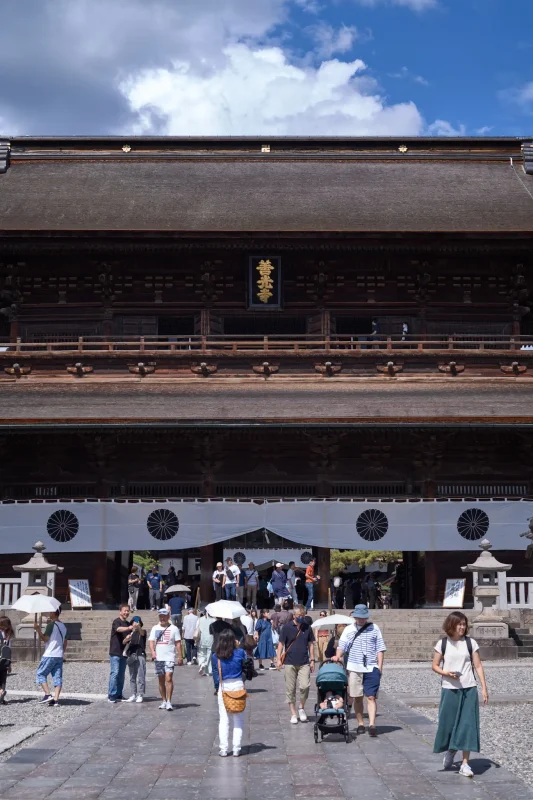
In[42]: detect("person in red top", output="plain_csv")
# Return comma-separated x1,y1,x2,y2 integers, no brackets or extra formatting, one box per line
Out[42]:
305,558,320,611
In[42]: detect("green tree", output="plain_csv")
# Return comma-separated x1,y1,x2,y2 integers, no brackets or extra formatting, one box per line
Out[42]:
133,551,159,572
330,549,402,575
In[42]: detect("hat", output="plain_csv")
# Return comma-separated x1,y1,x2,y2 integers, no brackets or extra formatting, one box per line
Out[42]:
275,562,283,568
132,615,143,625
158,608,170,615
216,562,223,567
351,604,370,619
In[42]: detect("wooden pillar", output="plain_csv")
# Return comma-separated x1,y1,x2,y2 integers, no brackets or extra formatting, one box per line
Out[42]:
424,552,439,606
200,544,215,606
92,552,109,605
315,547,330,607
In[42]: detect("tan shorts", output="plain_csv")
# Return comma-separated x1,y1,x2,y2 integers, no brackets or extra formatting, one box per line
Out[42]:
348,671,364,698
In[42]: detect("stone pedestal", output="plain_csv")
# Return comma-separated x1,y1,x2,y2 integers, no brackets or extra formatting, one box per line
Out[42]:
471,621,508,640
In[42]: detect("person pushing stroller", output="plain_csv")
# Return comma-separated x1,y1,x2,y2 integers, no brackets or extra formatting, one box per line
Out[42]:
332,604,386,738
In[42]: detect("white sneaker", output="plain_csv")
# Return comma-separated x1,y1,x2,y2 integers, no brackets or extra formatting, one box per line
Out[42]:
443,750,456,770
159,702,167,709
233,749,241,757
298,708,308,723
290,715,299,724
198,666,204,675
124,695,136,703
219,750,228,757
136,696,143,703
459,763,474,778
186,662,192,666
166,701,173,711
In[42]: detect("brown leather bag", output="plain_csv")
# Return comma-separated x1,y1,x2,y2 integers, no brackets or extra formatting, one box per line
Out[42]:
217,659,247,713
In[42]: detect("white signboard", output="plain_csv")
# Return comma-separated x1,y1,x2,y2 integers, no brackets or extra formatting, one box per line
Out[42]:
442,578,466,608
68,579,92,609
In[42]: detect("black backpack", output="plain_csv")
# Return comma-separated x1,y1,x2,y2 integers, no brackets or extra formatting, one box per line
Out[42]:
0,636,11,670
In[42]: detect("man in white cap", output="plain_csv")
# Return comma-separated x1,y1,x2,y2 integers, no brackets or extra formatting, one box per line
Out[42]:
148,608,183,711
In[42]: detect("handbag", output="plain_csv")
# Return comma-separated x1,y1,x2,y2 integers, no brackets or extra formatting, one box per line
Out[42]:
272,630,280,646
280,628,302,665
217,659,247,713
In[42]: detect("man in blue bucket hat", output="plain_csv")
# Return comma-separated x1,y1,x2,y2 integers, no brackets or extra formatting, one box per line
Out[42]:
332,604,386,737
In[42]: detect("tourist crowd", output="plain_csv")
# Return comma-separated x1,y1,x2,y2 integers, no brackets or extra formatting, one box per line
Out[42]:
0,559,489,779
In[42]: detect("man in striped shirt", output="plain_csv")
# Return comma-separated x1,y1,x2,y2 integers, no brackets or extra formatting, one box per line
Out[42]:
333,603,386,737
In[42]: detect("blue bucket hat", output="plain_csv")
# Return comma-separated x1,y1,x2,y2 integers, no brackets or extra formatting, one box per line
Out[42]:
351,604,370,619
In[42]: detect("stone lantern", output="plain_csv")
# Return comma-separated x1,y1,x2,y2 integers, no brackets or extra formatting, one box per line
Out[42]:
461,539,511,641
13,541,64,597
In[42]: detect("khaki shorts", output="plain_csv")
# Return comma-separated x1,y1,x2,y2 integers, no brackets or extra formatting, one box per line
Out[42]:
348,670,364,698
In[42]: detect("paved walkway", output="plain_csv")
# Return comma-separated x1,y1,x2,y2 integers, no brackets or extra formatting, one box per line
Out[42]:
1,666,532,800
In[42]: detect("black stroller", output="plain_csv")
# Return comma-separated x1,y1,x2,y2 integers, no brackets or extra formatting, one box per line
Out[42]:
313,661,350,743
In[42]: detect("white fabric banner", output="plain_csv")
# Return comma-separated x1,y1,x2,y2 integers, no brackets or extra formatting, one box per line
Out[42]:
0,499,529,553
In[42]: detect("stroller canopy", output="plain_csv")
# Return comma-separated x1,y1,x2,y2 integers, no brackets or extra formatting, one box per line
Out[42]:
315,662,348,694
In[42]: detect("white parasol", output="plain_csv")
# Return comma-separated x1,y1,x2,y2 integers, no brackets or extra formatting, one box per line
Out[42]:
164,584,191,594
205,600,246,620
311,614,353,629
12,595,61,614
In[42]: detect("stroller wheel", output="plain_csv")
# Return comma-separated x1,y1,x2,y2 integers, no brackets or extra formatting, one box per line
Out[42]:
344,724,350,743
313,726,319,744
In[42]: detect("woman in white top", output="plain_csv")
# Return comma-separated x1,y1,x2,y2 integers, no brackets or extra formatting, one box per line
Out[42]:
432,611,488,778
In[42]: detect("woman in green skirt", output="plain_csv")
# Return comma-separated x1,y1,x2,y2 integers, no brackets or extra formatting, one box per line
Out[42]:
432,611,488,778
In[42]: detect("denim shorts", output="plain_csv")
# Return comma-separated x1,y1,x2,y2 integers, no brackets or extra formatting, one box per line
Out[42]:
36,656,63,687
154,660,175,676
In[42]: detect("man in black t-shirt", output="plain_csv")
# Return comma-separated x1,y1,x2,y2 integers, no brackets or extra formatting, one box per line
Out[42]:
108,603,133,703
277,604,315,726
168,595,186,630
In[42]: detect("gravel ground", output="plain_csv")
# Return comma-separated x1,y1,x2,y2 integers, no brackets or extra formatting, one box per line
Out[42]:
382,663,533,696
383,664,533,788
0,662,111,763
4,662,110,694
412,703,533,788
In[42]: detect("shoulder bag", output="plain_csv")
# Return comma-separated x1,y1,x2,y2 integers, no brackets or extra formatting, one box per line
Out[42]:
343,622,372,669
280,628,302,665
217,659,247,713
0,634,11,670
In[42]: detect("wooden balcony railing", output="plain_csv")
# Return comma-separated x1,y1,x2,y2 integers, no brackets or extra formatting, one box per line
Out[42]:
1,334,533,356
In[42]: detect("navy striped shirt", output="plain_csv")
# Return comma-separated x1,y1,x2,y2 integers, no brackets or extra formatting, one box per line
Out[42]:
337,622,386,673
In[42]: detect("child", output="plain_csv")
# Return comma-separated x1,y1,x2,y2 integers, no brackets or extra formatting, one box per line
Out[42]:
319,690,344,711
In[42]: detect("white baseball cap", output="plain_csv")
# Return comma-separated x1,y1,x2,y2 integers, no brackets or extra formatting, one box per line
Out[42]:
275,562,283,568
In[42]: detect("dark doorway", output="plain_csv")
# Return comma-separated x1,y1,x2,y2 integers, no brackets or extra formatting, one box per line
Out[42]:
335,317,374,335
223,316,307,335
158,317,195,336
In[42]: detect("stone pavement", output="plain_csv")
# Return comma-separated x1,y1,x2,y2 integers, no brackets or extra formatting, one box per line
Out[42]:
1,665,532,800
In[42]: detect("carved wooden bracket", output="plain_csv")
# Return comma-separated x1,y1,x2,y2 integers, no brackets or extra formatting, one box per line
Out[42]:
438,361,465,376
315,361,342,376
500,362,528,375
4,363,31,377
252,362,279,377
191,362,217,377
129,362,155,376
376,361,403,376
67,362,93,377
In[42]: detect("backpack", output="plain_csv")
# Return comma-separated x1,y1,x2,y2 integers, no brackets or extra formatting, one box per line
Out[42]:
0,635,11,670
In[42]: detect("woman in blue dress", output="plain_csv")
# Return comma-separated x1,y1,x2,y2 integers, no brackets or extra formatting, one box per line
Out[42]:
254,609,276,671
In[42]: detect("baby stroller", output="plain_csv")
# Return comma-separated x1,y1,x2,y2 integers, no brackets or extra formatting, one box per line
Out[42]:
313,661,350,744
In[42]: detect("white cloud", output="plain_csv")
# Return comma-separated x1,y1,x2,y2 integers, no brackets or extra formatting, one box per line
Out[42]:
306,23,359,58
355,0,437,9
500,81,533,111
121,43,424,136
389,66,429,86
475,125,493,135
427,119,466,136
294,0,323,12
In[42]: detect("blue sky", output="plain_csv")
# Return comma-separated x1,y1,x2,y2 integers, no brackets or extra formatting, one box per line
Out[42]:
0,0,532,136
